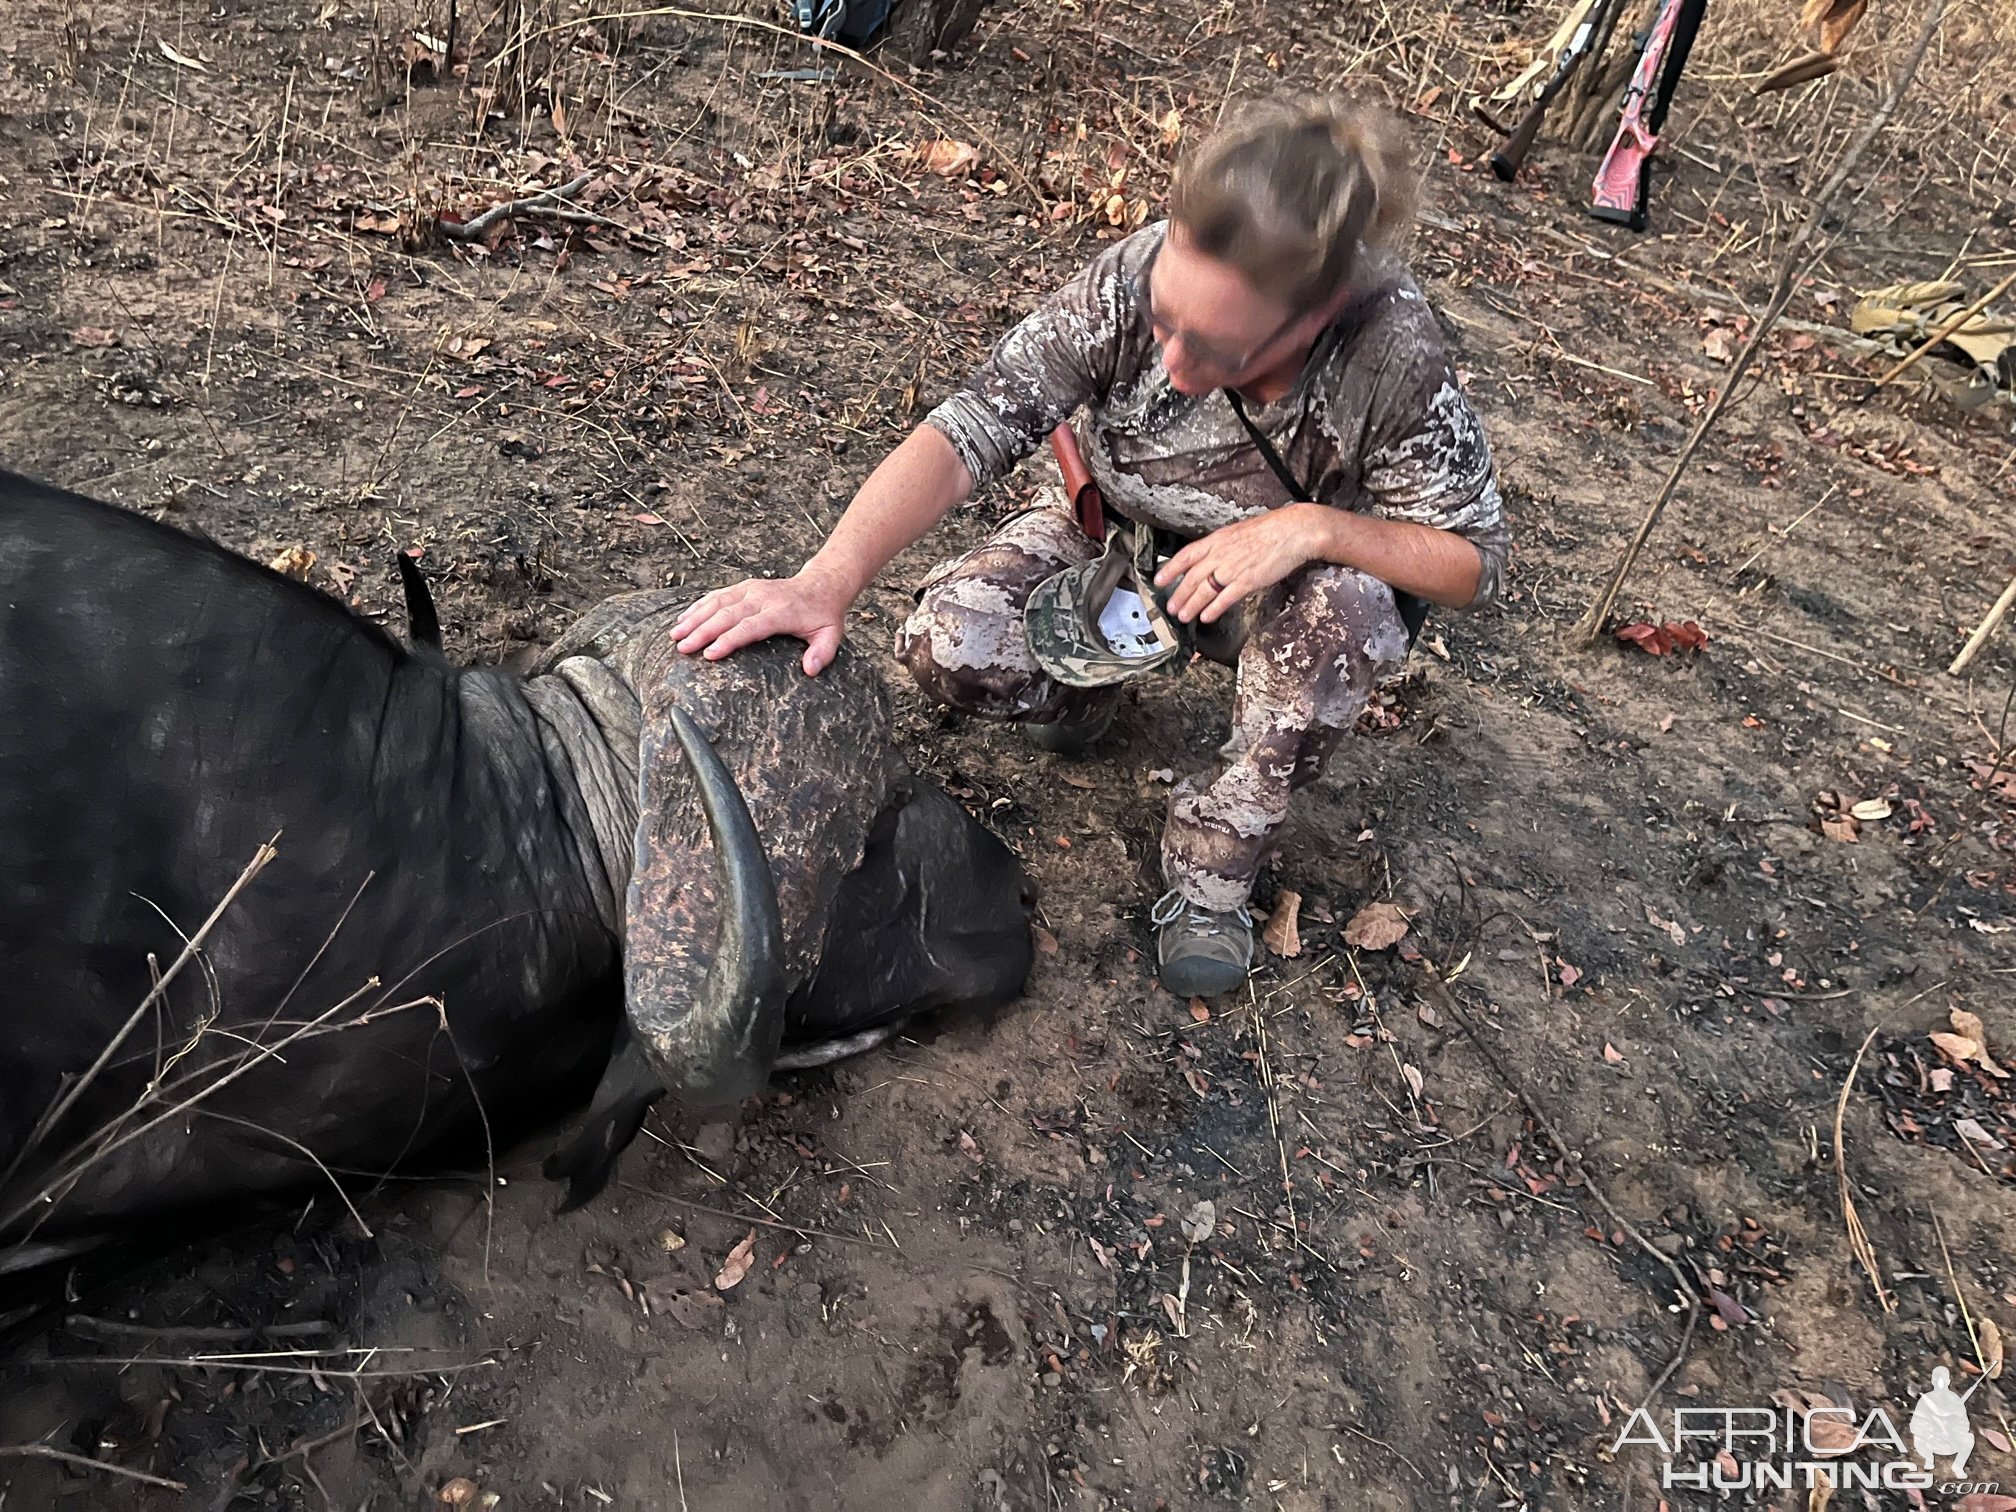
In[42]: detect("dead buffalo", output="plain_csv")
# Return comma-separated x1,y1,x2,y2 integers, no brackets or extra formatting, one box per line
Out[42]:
0,467,1035,1270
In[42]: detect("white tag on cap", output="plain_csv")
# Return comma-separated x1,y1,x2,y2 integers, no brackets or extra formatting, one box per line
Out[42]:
1098,587,1169,660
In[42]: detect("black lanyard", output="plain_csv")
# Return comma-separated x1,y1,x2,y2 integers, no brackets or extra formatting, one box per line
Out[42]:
1220,386,1429,645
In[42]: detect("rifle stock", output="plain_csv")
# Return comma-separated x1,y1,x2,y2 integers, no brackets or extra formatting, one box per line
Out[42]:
1590,0,1708,228
1489,0,1627,183
1490,93,1558,180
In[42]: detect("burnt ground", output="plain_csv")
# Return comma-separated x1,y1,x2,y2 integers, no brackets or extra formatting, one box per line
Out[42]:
1,0,2014,1508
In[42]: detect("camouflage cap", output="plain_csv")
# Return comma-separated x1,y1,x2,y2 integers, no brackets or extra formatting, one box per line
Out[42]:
1025,522,1194,689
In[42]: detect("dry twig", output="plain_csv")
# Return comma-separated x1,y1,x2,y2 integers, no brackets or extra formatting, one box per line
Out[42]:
1832,1026,1894,1313
1949,570,2016,677
65,1314,336,1345
1414,966,1700,1409
441,171,593,242
1571,0,1955,645
0,1442,187,1490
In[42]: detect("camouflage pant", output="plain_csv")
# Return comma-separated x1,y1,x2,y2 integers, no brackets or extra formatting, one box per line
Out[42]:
897,494,1411,911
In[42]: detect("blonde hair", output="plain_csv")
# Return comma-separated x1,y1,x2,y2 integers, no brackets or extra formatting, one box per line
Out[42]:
1169,94,1415,309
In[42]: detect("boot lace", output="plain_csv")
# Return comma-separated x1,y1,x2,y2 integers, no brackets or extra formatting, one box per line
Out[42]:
1151,888,1254,962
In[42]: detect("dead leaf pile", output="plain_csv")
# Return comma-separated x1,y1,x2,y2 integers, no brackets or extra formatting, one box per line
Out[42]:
1967,756,2016,803
1876,1028,2016,1183
1615,620,1709,657
1812,789,1898,843
1930,1009,2010,1079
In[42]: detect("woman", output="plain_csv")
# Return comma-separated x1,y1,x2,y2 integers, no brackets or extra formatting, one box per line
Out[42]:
672,93,1509,998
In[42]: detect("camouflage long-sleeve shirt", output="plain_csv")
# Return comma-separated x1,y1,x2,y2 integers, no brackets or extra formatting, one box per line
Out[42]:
924,221,1509,608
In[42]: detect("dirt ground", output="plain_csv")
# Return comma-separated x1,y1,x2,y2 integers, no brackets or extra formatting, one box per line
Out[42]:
2,0,2014,1508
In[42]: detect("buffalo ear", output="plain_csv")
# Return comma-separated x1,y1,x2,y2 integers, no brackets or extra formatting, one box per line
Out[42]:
542,1030,664,1212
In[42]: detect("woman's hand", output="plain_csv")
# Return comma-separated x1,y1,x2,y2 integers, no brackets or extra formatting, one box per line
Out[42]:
1154,504,1332,624
672,562,855,676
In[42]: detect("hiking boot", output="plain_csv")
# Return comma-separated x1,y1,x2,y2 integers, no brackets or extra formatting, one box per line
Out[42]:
1151,888,1254,998
1025,695,1119,757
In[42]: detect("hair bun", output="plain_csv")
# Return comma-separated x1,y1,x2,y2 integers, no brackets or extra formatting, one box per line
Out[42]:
1170,92,1415,307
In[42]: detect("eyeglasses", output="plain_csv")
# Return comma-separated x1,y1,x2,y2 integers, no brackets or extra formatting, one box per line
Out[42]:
1134,242,1304,378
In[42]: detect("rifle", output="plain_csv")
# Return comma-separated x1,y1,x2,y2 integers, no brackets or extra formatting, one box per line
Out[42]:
1490,0,1631,182
1590,0,1709,229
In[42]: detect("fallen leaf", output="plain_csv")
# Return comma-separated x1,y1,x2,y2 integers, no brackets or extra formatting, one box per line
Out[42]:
1807,1413,1859,1456
1980,1425,2013,1454
437,1479,482,1506
1188,998,1210,1023
1558,961,1583,989
1663,620,1709,653
713,1230,758,1291
1930,1030,1986,1066
1955,1496,2016,1512
1032,924,1059,957
913,139,980,177
267,546,317,581
158,39,210,71
1968,757,2016,802
1616,621,1671,655
1983,1316,2005,1380
1703,327,1738,364
1950,1009,2010,1077
1180,1200,1216,1244
1262,889,1303,957
1401,1063,1424,1099
658,1286,725,1329
70,326,121,348
1849,797,1893,822
657,1228,686,1253
1705,1285,1750,1326
1800,0,1868,51
1820,814,1860,844
957,1129,983,1163
1954,1117,2007,1152
1603,1042,1626,1064
1343,901,1410,952
1644,905,1687,949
